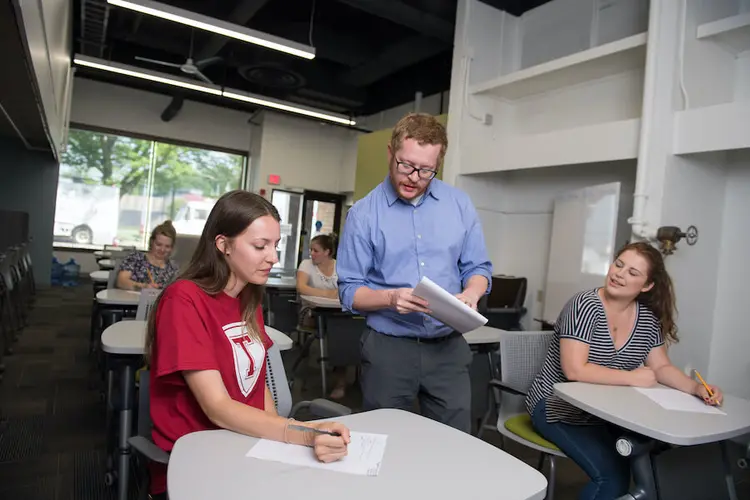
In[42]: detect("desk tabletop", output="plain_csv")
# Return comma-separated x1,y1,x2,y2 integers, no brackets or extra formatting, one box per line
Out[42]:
265,277,296,289
555,382,750,446
463,325,504,345
89,270,110,283
93,250,112,258
100,320,293,355
96,288,140,306
300,295,342,309
99,258,115,269
168,408,547,500
101,319,146,355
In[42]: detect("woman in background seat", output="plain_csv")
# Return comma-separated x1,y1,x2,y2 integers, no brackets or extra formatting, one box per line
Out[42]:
526,242,723,500
296,233,353,399
146,191,349,500
116,221,179,290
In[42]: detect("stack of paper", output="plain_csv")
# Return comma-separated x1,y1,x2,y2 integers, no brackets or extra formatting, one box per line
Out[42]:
246,432,388,476
413,276,488,333
635,388,726,415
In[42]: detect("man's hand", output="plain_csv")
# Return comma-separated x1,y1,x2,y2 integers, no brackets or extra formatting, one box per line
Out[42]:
389,288,430,314
455,291,479,310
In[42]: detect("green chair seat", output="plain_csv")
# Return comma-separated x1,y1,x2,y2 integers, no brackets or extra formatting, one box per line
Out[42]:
504,414,560,452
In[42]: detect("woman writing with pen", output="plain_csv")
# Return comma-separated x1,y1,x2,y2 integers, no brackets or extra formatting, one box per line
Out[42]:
116,220,180,290
526,242,723,500
146,191,350,500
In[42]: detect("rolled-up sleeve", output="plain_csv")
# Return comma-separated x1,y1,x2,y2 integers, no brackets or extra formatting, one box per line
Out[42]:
459,202,493,294
336,209,371,314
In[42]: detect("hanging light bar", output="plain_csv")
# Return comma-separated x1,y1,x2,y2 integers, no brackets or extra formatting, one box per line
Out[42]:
107,0,316,60
73,55,356,126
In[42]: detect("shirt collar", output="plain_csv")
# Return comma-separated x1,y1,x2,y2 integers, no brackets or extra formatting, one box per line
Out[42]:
382,174,441,207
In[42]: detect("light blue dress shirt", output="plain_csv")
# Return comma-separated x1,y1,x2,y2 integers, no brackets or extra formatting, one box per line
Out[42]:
337,176,493,338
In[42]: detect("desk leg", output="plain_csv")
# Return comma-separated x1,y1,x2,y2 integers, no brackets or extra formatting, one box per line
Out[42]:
721,441,739,500
317,314,327,396
616,435,658,500
116,363,134,500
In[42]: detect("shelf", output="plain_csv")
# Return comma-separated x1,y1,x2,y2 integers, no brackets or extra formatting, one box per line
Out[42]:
463,118,641,174
470,33,648,101
697,13,750,56
674,102,750,155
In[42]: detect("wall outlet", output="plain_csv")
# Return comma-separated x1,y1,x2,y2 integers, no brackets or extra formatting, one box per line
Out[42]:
536,290,544,303
483,113,493,126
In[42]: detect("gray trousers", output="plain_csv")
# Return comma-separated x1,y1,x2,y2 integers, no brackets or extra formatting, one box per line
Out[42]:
359,328,473,433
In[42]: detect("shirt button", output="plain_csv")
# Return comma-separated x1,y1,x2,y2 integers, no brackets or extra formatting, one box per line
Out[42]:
417,234,422,239
420,262,425,266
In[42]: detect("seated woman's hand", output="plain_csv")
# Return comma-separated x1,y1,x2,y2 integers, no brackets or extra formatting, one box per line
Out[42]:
694,383,723,406
324,289,339,300
310,421,350,463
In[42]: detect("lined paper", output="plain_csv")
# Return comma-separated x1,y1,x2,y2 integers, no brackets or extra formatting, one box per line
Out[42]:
246,432,388,476
635,388,726,415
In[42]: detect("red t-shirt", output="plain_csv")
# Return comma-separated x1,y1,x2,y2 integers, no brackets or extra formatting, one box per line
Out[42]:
148,280,273,494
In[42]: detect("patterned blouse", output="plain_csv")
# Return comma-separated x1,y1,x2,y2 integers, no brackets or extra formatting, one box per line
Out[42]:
119,251,179,288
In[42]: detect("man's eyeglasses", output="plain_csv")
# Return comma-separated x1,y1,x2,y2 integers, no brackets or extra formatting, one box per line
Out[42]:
396,160,438,180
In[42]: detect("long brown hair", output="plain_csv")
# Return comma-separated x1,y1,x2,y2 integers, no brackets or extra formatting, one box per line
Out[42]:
615,241,678,344
144,190,280,364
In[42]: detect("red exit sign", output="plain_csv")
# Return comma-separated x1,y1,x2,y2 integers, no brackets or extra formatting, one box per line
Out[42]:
268,174,281,185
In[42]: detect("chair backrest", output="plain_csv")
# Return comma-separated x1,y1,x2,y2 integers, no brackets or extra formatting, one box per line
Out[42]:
0,256,14,293
107,258,122,289
267,290,299,333
136,288,161,321
265,342,293,418
497,330,554,417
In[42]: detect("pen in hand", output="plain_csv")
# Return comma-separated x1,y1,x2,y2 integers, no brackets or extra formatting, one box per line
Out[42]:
287,424,342,437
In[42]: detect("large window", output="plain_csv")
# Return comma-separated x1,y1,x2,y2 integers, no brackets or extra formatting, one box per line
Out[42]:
54,128,246,249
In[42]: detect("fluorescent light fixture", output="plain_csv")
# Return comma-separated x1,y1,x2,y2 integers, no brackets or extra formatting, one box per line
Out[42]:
74,55,223,95
73,55,356,126
223,90,356,126
107,0,316,60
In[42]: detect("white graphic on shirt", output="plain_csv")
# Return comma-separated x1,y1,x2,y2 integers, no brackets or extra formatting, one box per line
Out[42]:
222,322,266,397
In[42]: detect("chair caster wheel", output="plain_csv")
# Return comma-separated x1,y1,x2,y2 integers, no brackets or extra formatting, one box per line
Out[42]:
104,471,117,487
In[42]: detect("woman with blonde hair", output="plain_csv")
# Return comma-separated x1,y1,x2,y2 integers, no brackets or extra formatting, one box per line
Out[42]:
116,220,179,290
145,190,350,499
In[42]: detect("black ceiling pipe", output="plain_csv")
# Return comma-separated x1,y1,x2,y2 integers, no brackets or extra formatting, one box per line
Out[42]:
161,95,185,122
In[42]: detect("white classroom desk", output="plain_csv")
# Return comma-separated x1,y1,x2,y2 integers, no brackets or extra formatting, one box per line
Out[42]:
90,270,110,283
101,320,293,354
265,276,296,289
555,382,750,500
555,382,750,446
99,258,115,270
167,408,547,500
94,250,112,258
96,289,141,307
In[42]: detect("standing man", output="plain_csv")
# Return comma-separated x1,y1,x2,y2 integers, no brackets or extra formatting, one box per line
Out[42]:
337,112,492,433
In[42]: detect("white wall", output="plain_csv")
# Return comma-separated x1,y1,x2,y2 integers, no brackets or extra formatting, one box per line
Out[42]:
357,92,449,130
708,151,750,398
458,160,636,328
253,112,359,196
71,79,253,153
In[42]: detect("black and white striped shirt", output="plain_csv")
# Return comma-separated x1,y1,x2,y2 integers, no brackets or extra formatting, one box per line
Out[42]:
526,288,663,425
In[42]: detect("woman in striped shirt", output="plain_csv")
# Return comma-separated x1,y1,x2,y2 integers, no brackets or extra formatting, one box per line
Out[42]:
526,242,724,500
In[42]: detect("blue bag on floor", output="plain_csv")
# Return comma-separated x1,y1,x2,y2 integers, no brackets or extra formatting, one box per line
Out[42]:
62,259,80,287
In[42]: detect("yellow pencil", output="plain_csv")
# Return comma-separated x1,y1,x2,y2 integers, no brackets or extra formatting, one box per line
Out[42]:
694,370,714,399
146,269,155,286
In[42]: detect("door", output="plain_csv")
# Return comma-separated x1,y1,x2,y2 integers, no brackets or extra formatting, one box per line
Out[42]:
297,190,344,267
270,189,303,273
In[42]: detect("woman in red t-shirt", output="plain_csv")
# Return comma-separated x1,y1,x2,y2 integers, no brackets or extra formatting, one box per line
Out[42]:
145,190,351,499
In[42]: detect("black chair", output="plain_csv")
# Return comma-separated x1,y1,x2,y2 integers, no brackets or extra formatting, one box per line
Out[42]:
479,275,528,330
